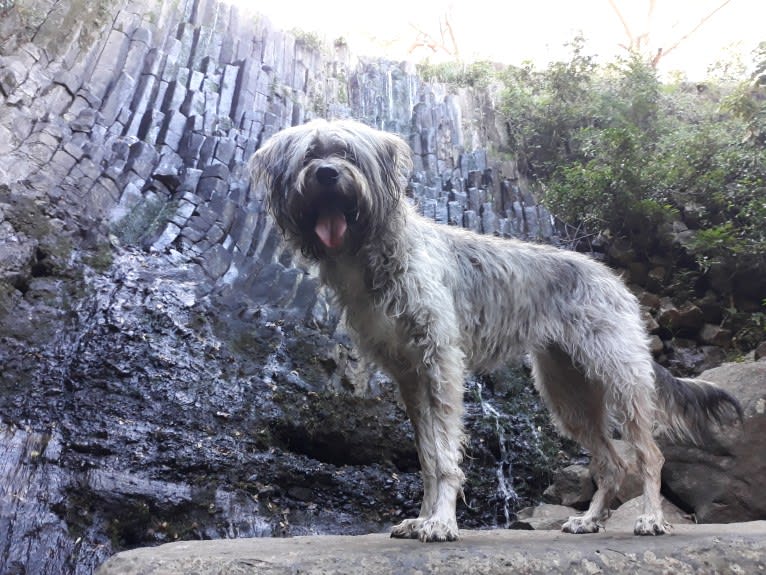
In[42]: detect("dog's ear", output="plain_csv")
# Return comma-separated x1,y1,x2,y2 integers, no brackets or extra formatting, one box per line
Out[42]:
384,132,414,189
373,131,413,201
248,129,295,193
248,127,310,240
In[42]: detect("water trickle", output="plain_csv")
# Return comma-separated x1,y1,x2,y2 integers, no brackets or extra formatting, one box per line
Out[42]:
472,381,519,527
407,73,418,121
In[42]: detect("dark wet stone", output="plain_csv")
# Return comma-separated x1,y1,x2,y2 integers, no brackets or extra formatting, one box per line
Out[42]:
199,244,231,279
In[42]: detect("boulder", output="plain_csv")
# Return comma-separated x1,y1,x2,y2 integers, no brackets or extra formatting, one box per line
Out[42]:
698,323,732,347
542,464,593,509
605,496,693,532
610,440,643,506
648,334,664,355
658,299,704,333
665,338,726,375
646,265,667,291
541,441,643,513
511,503,577,530
636,289,661,310
661,360,766,523
607,238,635,267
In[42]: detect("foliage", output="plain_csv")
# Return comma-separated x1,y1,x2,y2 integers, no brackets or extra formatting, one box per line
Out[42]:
416,60,497,89
290,28,323,52
500,35,600,180
496,39,766,268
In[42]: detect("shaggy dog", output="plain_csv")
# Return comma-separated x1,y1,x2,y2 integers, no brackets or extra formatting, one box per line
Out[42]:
250,119,741,542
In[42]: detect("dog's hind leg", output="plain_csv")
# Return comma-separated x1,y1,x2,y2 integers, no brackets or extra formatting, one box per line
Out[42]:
623,397,669,535
389,349,466,542
531,345,627,534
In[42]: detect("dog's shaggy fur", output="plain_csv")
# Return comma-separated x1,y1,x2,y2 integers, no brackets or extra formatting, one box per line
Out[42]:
250,119,742,542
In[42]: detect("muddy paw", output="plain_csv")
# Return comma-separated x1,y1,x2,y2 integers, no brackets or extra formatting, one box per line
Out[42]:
562,515,602,534
390,518,424,539
418,518,459,542
634,514,670,536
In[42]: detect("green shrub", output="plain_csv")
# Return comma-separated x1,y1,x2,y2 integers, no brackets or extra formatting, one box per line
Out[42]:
416,60,497,89
496,39,766,268
291,29,323,52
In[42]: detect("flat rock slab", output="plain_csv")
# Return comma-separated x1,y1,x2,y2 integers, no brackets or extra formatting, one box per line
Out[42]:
97,521,766,574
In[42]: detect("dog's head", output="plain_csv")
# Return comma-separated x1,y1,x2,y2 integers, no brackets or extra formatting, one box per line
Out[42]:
249,119,412,259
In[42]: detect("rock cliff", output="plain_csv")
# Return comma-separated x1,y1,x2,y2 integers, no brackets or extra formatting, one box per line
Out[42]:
0,1,556,574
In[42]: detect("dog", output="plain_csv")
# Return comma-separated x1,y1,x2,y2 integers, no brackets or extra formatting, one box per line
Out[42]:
249,118,741,542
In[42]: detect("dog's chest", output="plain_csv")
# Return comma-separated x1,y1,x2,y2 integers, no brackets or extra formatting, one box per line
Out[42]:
321,261,401,354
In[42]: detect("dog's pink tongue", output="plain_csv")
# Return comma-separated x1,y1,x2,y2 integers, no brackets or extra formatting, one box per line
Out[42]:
315,209,347,249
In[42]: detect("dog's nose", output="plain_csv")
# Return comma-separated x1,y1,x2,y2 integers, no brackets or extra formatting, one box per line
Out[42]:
316,165,339,186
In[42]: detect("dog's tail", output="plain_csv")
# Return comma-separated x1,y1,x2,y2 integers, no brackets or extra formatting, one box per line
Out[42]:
652,362,743,445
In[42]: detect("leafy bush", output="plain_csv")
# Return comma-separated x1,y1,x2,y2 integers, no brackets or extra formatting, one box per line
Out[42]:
497,40,766,269
416,60,498,89
412,37,766,282
500,36,600,180
290,29,323,52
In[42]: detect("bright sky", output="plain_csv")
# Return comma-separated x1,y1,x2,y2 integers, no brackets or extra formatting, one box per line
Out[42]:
238,0,763,80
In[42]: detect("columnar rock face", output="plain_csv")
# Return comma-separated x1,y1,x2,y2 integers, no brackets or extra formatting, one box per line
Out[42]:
0,0,550,318
0,2,558,574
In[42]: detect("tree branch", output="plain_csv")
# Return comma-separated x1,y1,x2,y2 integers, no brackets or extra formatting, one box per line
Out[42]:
607,0,637,50
657,0,734,64
442,14,459,58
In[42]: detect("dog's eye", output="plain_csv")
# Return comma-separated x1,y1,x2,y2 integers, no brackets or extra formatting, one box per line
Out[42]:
343,148,357,163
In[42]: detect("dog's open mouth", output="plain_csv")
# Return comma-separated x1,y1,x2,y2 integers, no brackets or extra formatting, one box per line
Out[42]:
314,206,347,250
298,161,361,253
307,191,358,251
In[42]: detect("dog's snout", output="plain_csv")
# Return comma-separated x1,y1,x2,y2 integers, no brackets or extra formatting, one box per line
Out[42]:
316,165,339,186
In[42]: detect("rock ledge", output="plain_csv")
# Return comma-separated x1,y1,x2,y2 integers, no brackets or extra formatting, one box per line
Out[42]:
97,521,766,574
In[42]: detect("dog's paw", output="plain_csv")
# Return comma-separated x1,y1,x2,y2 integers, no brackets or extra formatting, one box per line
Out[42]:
562,515,602,534
390,518,424,539
633,514,671,536
418,518,459,542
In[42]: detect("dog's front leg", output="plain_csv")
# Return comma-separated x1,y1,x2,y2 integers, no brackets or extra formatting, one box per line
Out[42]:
389,372,436,540
390,351,466,542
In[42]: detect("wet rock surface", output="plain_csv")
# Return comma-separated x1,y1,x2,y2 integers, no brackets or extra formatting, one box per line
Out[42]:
0,247,563,574
96,522,766,575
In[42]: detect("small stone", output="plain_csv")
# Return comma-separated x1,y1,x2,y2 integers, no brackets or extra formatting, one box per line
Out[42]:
511,504,576,530
542,464,594,509
699,323,732,347
648,335,664,355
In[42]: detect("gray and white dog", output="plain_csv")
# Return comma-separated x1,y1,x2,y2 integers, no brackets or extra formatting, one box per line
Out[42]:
250,119,741,542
